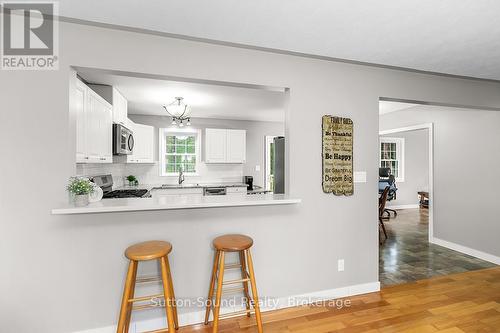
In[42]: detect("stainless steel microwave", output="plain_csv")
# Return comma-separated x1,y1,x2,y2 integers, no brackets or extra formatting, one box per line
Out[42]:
113,124,134,155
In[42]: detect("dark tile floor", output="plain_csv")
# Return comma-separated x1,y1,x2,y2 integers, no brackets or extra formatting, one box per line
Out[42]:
379,208,496,286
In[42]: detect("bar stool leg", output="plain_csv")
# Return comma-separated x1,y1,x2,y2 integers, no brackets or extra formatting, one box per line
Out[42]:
239,251,251,317
204,250,220,324
117,260,137,333
246,249,263,333
123,261,138,333
160,256,176,332
165,257,179,330
212,251,225,333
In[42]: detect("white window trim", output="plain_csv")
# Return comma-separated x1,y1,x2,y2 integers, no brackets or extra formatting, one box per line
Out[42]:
379,137,405,182
159,127,201,177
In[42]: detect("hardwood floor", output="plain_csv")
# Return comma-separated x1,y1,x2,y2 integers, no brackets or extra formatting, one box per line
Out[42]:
179,267,500,332
380,209,495,286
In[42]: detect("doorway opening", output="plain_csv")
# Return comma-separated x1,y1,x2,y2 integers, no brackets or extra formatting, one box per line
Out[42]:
378,100,496,286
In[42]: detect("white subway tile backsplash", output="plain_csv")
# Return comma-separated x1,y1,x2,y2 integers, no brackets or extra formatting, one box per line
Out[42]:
76,162,243,187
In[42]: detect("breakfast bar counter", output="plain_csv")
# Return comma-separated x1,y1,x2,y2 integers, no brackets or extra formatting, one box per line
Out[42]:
51,193,301,215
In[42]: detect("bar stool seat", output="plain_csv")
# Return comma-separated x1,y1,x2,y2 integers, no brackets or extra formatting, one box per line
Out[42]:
125,240,172,261
213,234,253,252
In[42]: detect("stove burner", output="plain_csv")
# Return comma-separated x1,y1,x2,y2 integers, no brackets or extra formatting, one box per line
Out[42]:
103,189,148,199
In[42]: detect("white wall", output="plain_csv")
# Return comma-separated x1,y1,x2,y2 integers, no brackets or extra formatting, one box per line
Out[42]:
381,129,429,206
129,115,284,187
380,106,500,257
2,20,500,333
76,116,284,187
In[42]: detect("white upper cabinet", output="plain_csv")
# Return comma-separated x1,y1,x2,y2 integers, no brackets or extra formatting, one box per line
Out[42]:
226,129,246,163
127,121,154,163
205,129,227,163
205,128,246,164
75,79,113,164
112,88,128,125
75,79,87,163
88,84,128,125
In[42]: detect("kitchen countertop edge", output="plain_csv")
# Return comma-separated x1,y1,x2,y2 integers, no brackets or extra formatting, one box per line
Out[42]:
51,195,301,215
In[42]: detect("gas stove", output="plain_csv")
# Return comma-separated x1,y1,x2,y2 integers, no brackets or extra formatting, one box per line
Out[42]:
90,174,149,199
102,189,149,199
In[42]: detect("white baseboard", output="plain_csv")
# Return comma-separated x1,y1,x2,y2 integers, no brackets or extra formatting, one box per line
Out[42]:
385,204,419,210
431,237,500,265
73,281,380,333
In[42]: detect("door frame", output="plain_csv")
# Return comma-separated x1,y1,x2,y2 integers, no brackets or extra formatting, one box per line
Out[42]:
379,123,434,242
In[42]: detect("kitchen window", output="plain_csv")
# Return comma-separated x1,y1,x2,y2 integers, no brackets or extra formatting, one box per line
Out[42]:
159,128,200,176
379,137,404,182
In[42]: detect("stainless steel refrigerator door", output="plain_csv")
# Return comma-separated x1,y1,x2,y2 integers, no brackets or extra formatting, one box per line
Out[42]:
273,136,285,194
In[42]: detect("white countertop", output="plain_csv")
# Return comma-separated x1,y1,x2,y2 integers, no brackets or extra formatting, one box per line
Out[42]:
51,193,301,215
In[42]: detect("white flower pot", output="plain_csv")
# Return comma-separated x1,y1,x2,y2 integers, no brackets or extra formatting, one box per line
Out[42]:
74,194,89,207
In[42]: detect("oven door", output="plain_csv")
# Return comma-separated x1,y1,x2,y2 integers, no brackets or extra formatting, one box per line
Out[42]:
204,187,227,196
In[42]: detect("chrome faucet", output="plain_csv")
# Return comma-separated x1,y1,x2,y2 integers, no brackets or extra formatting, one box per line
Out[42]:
178,167,185,185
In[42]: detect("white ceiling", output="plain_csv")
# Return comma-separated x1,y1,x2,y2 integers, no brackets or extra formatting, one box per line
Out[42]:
59,0,500,81
78,71,286,122
379,101,418,115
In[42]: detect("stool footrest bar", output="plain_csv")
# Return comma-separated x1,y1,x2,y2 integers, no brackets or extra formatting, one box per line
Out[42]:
219,309,255,319
224,263,243,270
128,293,164,303
214,287,245,296
132,303,163,311
222,277,250,285
136,275,162,284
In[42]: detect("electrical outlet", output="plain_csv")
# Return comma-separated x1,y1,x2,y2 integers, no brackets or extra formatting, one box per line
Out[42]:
255,165,261,172
338,259,345,272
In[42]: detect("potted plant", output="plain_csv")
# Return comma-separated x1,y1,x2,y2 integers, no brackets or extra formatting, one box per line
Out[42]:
67,177,95,207
126,175,138,186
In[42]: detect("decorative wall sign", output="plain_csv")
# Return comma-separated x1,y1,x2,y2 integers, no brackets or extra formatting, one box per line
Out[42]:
322,115,354,196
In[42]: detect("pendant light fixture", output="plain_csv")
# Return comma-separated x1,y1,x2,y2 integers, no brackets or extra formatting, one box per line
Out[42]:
162,97,191,127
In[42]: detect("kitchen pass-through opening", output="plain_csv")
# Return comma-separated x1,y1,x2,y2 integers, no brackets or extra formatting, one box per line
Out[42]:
70,66,291,197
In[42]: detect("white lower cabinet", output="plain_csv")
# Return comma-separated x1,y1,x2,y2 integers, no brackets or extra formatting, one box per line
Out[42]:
226,186,248,196
126,120,154,163
150,188,203,199
75,79,113,163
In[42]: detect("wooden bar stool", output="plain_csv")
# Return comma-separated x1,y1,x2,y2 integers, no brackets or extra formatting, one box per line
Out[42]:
204,234,263,333
116,241,178,333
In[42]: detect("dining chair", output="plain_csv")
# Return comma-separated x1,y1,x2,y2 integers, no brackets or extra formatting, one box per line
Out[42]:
379,186,390,242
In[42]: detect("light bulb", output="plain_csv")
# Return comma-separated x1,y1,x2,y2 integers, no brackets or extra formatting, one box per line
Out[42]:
171,118,177,125
186,118,191,126
179,120,184,127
